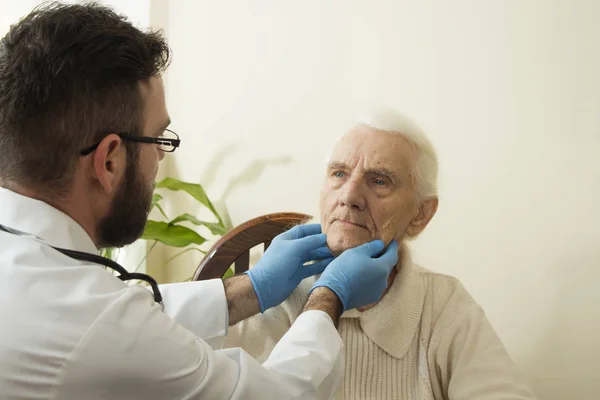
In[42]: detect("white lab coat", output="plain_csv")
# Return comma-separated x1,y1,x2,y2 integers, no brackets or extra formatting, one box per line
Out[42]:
0,187,344,399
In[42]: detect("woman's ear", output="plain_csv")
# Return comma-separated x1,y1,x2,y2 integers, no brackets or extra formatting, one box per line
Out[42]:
91,134,125,194
406,197,438,237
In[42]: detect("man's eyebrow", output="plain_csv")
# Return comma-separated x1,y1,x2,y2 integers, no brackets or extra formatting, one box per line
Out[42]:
327,162,397,179
327,162,349,170
366,168,397,179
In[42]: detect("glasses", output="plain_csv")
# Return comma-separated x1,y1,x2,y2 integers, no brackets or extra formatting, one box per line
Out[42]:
79,129,181,156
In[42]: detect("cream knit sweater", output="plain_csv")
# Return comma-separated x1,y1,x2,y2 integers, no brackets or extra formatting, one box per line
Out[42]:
224,247,537,399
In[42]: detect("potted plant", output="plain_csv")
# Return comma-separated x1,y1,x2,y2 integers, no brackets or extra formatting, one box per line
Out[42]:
102,177,231,281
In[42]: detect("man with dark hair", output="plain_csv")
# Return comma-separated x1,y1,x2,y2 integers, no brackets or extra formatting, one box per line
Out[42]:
0,3,398,399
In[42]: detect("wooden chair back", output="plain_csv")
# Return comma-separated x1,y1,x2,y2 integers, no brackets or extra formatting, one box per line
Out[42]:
193,212,312,281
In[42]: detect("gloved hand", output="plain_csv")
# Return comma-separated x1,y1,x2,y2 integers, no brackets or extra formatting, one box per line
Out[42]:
245,224,334,312
310,240,399,311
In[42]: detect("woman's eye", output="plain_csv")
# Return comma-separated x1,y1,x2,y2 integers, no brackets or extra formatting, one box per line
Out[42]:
333,171,345,178
374,179,386,185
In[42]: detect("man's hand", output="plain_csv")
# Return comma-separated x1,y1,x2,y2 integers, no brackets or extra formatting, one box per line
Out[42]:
245,224,334,313
310,240,399,312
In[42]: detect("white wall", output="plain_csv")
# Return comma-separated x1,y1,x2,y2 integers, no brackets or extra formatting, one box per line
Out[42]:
164,1,600,398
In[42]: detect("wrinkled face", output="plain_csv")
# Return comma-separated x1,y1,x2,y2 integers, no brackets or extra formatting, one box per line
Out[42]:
97,77,169,248
320,126,422,255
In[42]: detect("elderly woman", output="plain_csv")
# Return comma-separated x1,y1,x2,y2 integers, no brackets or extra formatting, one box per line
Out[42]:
223,109,537,400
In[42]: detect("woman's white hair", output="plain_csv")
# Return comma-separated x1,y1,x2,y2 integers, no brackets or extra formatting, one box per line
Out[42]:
356,108,439,203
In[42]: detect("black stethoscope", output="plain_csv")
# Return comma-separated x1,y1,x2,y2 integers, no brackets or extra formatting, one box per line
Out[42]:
0,224,164,309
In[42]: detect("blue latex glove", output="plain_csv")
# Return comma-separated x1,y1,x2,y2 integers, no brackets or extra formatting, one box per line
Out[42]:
245,224,334,312
310,240,399,311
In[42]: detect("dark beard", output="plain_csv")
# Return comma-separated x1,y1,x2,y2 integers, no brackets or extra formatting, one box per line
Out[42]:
97,152,154,249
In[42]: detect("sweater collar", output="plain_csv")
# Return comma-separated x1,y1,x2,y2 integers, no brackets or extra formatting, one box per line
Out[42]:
341,244,424,359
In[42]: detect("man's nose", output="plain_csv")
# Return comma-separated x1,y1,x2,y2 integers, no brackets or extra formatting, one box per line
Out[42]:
337,179,366,211
158,149,166,161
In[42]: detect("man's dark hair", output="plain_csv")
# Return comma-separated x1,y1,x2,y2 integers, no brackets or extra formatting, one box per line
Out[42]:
0,2,171,194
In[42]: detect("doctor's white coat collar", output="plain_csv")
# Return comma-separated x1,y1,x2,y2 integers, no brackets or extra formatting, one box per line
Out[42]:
0,187,97,254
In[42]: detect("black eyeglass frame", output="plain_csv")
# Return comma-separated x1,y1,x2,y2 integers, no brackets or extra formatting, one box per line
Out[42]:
79,129,180,156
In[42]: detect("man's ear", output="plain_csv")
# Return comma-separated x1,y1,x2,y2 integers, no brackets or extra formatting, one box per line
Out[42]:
406,197,438,237
91,134,125,194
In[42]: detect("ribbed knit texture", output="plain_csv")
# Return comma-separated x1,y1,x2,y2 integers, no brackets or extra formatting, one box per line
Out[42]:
224,247,537,399
337,318,419,399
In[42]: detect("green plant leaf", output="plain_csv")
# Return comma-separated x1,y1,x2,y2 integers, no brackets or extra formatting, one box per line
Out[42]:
101,248,113,260
155,178,223,225
142,220,206,247
222,266,235,279
151,193,162,205
151,193,168,219
169,213,227,236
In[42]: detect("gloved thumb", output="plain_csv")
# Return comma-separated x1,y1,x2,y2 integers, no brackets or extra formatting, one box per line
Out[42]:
356,240,386,257
377,240,400,273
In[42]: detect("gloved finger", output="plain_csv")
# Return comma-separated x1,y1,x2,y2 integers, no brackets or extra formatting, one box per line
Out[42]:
376,240,399,273
354,239,386,257
299,257,333,279
279,223,322,240
294,233,328,252
303,245,333,262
